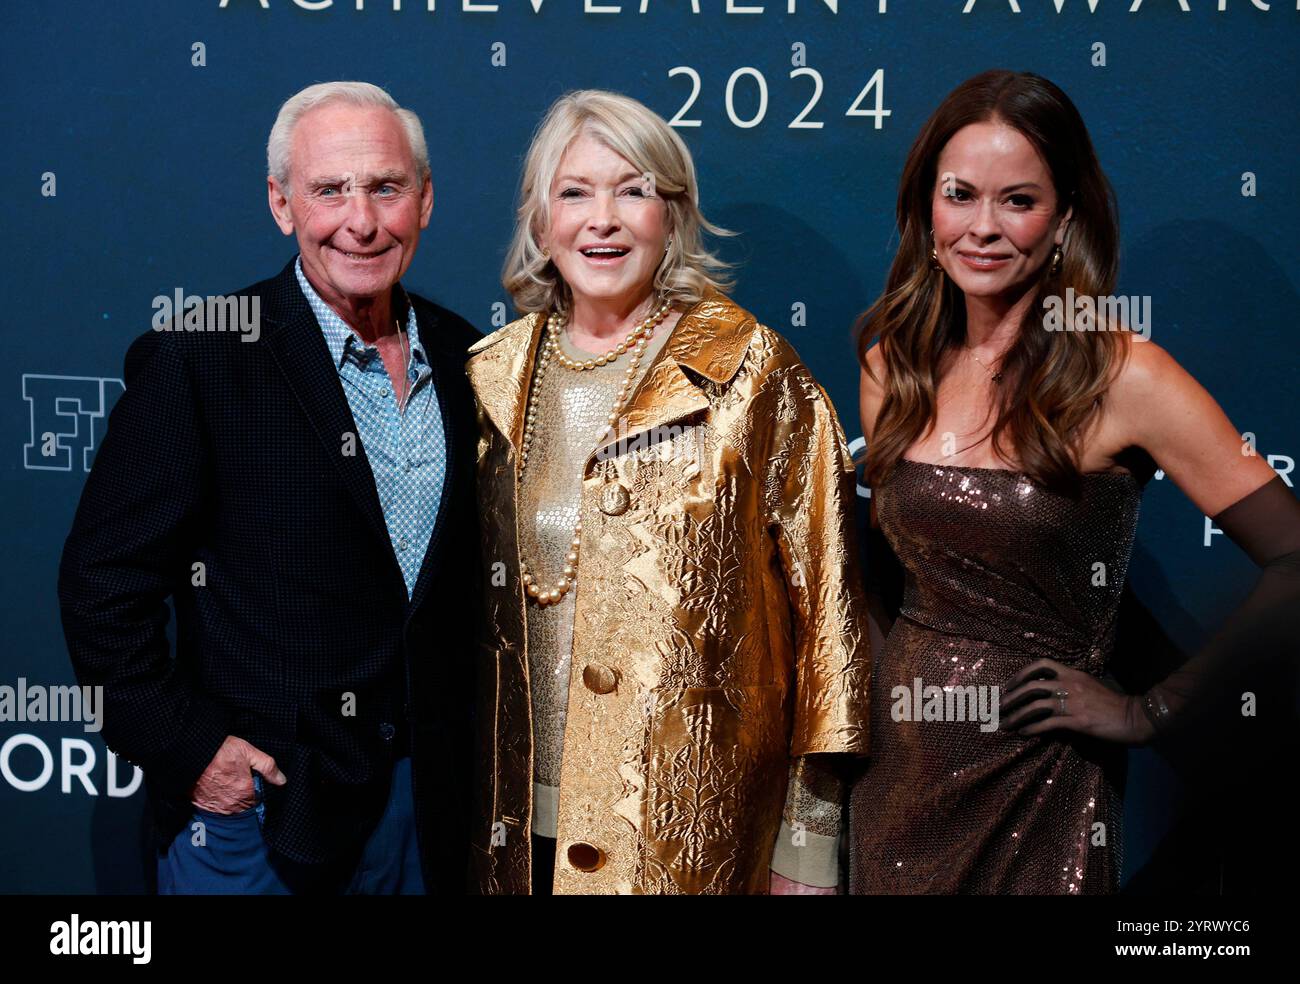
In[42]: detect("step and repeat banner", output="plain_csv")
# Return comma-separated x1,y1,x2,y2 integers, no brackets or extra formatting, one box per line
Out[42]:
2,1,1296,893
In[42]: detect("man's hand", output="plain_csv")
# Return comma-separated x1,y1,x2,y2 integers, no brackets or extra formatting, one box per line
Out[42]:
189,735,287,814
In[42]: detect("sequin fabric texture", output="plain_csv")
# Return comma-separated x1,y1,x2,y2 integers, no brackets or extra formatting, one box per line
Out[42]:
466,290,871,894
519,324,672,832
849,459,1142,894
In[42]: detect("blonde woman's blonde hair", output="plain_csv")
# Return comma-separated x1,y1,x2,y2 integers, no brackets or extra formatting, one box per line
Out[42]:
502,89,733,314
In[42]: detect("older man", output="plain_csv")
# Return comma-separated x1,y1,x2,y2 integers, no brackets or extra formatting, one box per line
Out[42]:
57,82,480,894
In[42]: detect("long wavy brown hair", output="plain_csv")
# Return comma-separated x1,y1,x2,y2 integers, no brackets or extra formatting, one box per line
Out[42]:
858,69,1124,497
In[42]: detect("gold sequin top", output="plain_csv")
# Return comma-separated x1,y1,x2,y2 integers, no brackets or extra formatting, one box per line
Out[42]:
519,322,674,836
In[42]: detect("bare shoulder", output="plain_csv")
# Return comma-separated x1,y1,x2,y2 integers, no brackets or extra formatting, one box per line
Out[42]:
1104,333,1221,440
858,341,886,441
1107,333,1188,405
861,340,886,384
1106,332,1276,515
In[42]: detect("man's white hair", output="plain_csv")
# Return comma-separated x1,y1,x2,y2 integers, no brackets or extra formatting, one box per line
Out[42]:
267,81,430,192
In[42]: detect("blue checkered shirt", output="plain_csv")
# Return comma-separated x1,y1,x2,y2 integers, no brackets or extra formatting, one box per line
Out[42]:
294,256,446,598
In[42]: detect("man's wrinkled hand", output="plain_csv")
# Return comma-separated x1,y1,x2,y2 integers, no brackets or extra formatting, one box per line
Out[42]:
189,735,287,815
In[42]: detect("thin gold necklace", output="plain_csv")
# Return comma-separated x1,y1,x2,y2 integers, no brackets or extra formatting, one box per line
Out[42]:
967,347,1004,384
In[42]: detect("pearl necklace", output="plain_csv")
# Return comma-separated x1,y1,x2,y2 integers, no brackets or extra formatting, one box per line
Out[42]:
519,300,672,606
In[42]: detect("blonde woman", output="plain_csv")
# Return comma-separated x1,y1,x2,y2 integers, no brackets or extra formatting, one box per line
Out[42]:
466,90,870,895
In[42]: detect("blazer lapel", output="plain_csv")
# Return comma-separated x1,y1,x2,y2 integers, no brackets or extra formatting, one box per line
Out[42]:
587,290,755,467
406,303,468,616
465,312,547,454
260,262,400,578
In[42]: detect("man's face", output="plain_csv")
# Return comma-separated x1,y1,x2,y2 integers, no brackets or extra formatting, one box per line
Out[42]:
268,102,432,310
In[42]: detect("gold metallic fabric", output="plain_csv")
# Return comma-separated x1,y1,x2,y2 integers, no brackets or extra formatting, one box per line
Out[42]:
466,290,871,894
519,325,673,835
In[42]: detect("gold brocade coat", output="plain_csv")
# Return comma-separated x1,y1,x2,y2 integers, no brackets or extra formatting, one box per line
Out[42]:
465,291,870,894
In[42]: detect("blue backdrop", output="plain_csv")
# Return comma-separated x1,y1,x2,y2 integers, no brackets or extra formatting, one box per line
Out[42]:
2,0,1296,892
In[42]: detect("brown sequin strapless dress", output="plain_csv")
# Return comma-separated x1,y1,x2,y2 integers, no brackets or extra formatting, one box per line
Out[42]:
849,459,1143,894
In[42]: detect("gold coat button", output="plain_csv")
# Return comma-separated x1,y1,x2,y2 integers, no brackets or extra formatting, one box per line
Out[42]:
598,482,631,516
567,842,606,872
582,663,618,694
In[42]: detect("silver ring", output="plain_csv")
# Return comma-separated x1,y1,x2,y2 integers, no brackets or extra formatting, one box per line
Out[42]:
1055,688,1069,715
